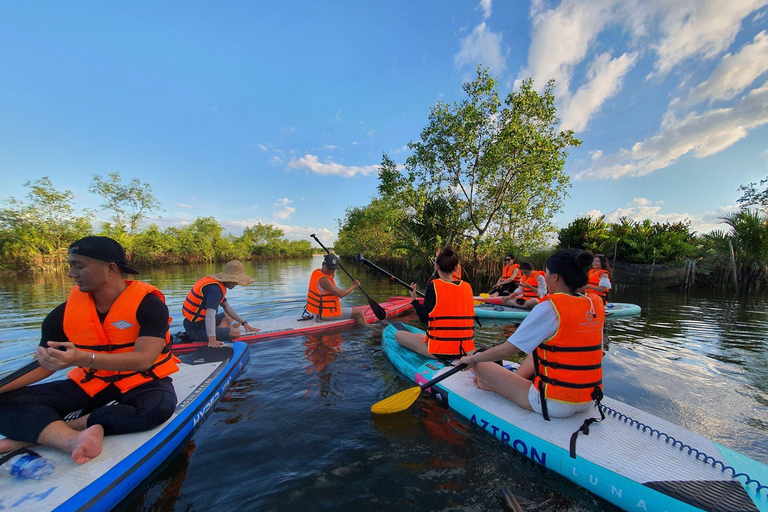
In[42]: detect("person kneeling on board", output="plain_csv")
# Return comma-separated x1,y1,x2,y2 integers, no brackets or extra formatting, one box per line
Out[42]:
0,236,180,464
502,262,547,309
458,249,605,420
182,260,260,348
305,254,367,326
396,246,476,359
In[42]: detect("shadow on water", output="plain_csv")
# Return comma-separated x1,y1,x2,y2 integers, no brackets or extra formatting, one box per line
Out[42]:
1,256,767,511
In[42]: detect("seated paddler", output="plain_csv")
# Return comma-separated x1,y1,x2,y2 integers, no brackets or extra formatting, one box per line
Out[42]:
305,254,367,326
182,260,260,348
396,245,476,359
0,236,180,464
458,249,605,419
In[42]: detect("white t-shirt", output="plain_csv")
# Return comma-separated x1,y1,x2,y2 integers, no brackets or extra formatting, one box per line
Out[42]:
506,300,559,353
598,276,611,290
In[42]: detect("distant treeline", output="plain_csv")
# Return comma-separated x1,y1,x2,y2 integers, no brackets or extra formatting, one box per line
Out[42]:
0,175,311,274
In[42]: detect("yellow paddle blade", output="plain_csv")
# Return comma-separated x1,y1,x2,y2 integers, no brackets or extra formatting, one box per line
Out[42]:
371,386,423,414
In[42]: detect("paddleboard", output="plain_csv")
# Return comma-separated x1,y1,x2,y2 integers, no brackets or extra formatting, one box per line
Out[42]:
380,323,768,512
172,297,413,353
0,342,250,512
475,301,642,320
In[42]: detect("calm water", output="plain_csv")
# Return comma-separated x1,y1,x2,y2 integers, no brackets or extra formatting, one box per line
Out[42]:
1,256,767,511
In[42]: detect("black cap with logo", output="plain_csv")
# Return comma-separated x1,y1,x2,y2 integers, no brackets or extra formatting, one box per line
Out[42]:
68,236,139,274
323,254,338,269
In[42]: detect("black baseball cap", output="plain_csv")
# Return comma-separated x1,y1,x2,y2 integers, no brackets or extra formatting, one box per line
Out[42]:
68,236,140,274
323,254,338,269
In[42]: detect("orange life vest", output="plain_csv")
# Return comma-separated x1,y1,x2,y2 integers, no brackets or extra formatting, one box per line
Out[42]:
182,277,226,323
64,280,179,397
522,271,545,300
588,269,610,302
426,279,476,356
306,269,341,318
502,263,520,285
532,293,604,418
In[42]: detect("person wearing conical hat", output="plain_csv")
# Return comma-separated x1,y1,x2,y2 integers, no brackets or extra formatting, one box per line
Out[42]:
182,260,260,347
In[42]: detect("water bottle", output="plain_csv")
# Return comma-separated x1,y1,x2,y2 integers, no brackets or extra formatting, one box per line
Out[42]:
1,451,55,480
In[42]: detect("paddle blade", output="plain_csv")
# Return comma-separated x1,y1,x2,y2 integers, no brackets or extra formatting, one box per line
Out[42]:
368,298,387,321
371,386,423,414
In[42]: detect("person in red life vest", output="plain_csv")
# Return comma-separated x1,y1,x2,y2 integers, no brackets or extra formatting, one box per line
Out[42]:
489,254,520,297
305,254,367,326
0,236,180,463
502,262,547,309
396,246,476,358
582,254,612,304
182,260,260,348
458,249,605,419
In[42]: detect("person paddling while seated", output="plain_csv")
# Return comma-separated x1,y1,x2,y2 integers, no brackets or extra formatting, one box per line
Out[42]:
182,260,260,348
458,249,605,419
582,254,612,304
0,236,180,463
489,254,520,297
305,254,367,326
396,245,476,359
429,248,463,283
502,262,547,309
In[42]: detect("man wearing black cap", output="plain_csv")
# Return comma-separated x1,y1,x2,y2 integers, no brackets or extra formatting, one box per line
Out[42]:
305,254,366,326
0,236,178,464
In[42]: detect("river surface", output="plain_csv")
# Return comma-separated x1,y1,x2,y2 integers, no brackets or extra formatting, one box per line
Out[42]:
1,256,767,511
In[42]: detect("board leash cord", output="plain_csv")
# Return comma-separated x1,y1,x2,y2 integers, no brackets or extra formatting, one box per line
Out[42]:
600,403,768,493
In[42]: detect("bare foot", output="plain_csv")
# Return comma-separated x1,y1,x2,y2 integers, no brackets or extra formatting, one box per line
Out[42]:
0,438,33,454
473,375,494,391
70,425,104,464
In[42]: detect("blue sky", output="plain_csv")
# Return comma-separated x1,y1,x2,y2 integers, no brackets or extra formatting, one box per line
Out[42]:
1,1,767,245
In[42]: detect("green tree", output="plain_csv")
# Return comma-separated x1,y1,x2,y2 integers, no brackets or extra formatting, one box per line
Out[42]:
399,67,578,254
737,176,768,211
89,173,163,234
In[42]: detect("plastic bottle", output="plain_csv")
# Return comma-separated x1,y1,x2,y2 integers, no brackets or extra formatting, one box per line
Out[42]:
1,452,55,480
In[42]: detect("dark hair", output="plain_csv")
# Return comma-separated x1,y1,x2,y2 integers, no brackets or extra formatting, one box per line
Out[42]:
546,249,594,290
520,261,533,271
436,245,460,273
595,254,611,273
505,254,515,261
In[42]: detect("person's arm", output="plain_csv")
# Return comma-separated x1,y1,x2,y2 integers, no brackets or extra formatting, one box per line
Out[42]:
220,301,259,335
318,276,360,298
537,274,547,297
412,282,435,325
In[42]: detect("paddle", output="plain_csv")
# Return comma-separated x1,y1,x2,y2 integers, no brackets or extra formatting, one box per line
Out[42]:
0,360,40,390
355,253,426,298
371,363,467,414
310,235,387,321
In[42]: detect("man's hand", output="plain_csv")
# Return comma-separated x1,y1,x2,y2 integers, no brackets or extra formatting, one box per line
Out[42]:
37,341,79,371
208,336,224,348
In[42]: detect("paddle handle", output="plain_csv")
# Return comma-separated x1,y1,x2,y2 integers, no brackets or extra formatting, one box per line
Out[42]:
356,254,426,298
419,363,467,391
0,360,41,389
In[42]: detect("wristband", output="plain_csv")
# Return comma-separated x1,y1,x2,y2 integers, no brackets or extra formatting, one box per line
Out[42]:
474,353,480,364
87,352,95,369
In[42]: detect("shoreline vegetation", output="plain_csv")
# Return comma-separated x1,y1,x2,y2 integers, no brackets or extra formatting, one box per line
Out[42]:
3,69,767,292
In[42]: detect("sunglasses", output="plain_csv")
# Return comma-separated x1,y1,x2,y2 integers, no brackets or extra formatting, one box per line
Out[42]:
504,258,512,261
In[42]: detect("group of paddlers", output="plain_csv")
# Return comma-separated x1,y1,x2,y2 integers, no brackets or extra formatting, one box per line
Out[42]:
0,235,614,468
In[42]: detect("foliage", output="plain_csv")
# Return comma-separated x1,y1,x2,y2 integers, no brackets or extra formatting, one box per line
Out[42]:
89,172,163,234
378,67,578,257
737,176,768,211
334,196,405,259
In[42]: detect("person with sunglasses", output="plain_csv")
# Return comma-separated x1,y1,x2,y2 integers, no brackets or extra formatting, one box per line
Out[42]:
489,254,520,297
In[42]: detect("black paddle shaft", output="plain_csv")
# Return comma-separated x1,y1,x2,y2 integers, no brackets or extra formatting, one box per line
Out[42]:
310,234,387,321
420,363,467,390
0,360,40,389
355,254,426,298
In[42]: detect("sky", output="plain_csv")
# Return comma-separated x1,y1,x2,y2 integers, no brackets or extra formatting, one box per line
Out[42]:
1,1,767,246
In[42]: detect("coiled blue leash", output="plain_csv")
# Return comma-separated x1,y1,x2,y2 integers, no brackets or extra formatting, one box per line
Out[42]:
600,403,768,494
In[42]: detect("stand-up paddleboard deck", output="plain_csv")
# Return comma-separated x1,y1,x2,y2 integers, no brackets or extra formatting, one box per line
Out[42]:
381,323,768,512
475,301,642,320
172,297,413,353
0,342,250,512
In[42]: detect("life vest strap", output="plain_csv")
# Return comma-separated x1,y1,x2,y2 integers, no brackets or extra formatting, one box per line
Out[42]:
569,388,605,459
537,375,602,389
538,343,602,353
428,315,477,321
427,335,475,342
537,360,602,371
73,342,136,352
80,349,174,384
427,325,475,331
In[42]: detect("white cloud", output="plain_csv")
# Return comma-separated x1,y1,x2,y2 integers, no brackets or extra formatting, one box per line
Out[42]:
322,144,337,150
287,154,378,178
686,30,768,105
478,0,492,19
273,198,292,207
258,144,268,151
577,80,768,179
629,198,652,206
175,203,192,209
273,206,296,220
270,156,284,165
219,219,336,243
560,52,638,132
454,22,506,75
